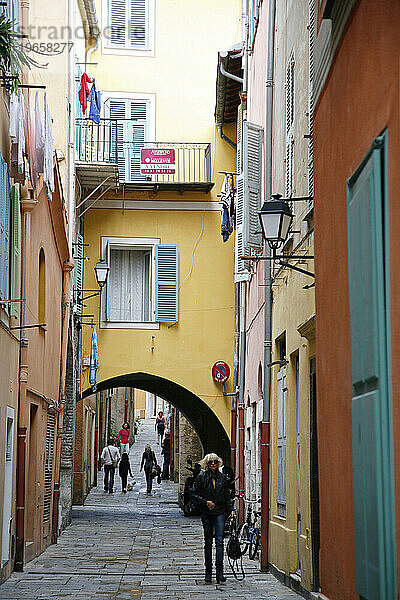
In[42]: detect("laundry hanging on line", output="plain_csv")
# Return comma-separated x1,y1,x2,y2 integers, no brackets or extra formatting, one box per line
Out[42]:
219,174,235,242
88,80,101,124
78,72,92,114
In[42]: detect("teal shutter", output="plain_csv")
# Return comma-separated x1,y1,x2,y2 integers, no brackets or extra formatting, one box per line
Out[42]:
10,186,19,317
75,233,83,316
105,242,110,321
155,244,178,322
347,135,397,600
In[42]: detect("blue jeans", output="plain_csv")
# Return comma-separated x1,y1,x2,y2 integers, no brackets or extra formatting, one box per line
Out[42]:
201,513,226,576
104,465,115,492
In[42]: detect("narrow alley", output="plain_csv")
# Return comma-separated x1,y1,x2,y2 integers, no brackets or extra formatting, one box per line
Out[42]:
0,419,301,600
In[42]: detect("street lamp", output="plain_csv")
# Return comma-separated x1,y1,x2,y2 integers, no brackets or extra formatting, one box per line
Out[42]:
255,193,315,279
94,260,110,288
258,194,293,250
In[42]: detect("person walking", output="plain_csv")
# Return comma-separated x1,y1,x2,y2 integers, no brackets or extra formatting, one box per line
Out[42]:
119,452,134,493
101,438,121,494
155,411,165,445
192,453,234,584
140,444,157,495
161,433,170,480
118,422,130,455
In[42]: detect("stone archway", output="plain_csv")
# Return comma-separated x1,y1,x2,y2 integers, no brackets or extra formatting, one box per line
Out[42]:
82,372,231,465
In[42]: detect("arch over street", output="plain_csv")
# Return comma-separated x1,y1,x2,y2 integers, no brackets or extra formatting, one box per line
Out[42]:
82,372,231,465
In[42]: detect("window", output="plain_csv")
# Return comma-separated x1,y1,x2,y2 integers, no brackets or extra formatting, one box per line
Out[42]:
108,247,151,322
107,96,151,183
104,0,154,53
102,237,178,328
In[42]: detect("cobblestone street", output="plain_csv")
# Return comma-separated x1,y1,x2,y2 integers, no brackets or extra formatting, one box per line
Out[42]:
1,420,302,600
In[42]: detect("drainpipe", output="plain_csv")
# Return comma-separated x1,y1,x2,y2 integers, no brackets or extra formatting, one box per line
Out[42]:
260,0,276,573
237,330,246,524
15,186,34,571
216,123,236,149
231,283,240,469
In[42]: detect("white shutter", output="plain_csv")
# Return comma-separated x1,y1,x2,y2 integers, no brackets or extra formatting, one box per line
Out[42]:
109,100,127,181
130,0,146,47
109,0,126,46
234,173,248,278
308,0,316,208
277,366,287,517
245,121,263,249
236,103,243,175
109,99,148,183
285,53,295,201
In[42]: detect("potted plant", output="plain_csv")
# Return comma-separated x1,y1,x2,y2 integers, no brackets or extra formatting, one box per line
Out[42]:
0,14,42,91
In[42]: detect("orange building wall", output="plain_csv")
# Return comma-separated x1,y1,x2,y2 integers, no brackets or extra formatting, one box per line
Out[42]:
314,2,400,598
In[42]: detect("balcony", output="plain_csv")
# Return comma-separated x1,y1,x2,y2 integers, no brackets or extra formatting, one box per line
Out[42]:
75,119,214,194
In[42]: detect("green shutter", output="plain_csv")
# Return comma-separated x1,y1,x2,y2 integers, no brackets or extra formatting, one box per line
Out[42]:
347,134,397,600
10,186,19,317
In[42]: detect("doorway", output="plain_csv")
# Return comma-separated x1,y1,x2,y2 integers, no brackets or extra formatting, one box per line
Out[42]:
310,357,320,591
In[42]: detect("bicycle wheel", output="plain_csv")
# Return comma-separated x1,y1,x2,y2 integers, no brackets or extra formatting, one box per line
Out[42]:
237,523,250,555
249,528,260,560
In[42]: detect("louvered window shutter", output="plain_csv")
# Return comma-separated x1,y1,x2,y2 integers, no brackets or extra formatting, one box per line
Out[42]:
0,155,10,302
109,0,127,46
235,174,248,277
285,53,295,200
155,244,178,322
10,186,19,317
236,104,243,175
307,0,315,209
245,121,263,249
75,233,83,316
277,366,287,517
130,0,146,47
105,242,111,320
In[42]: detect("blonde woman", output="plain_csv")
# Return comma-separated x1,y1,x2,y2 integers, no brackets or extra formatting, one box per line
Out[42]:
192,453,234,584
140,444,157,495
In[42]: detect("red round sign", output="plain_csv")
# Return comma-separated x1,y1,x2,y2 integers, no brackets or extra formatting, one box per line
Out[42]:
212,361,230,384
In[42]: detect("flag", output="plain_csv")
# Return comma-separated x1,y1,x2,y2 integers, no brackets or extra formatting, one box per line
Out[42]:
89,326,99,392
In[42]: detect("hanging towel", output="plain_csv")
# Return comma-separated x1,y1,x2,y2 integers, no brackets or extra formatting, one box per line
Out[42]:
26,91,40,190
78,72,92,114
89,326,99,392
43,93,54,197
17,93,26,177
9,92,19,140
88,80,101,124
34,91,45,175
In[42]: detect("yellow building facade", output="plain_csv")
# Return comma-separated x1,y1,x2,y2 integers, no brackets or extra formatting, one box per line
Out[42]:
78,0,242,461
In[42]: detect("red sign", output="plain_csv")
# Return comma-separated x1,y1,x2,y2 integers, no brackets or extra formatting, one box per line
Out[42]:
212,361,230,384
140,148,176,174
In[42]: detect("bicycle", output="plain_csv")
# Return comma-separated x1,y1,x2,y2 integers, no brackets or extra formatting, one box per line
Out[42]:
237,497,262,560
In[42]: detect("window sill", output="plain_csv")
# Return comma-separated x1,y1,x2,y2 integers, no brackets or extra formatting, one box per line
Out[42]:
102,45,154,58
100,320,160,330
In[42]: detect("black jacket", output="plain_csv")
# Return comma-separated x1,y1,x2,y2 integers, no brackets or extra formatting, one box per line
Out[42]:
140,450,156,471
192,469,233,516
119,459,133,478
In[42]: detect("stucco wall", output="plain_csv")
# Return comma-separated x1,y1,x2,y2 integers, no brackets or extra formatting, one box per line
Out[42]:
314,1,400,598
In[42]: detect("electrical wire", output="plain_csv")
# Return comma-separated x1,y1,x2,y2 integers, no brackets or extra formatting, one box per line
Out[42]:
179,209,206,290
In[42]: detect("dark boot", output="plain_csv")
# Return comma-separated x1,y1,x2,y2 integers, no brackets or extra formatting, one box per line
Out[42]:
216,574,227,584
205,569,212,583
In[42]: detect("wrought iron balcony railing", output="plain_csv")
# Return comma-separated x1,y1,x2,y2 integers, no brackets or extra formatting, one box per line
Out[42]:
75,118,213,191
